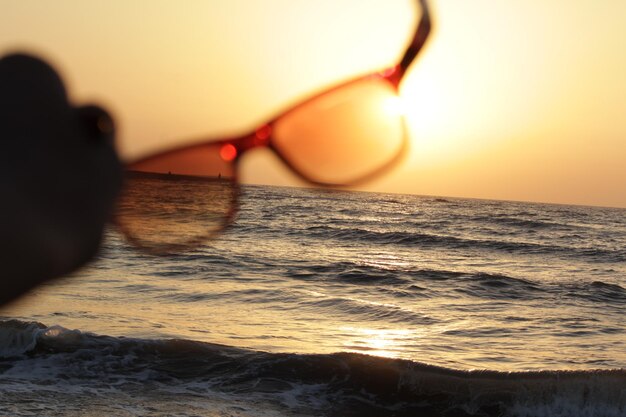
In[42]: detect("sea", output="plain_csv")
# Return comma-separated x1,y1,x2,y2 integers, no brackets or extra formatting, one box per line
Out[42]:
1,184,625,417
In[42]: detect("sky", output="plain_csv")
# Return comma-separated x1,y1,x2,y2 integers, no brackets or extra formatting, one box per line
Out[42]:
1,0,625,208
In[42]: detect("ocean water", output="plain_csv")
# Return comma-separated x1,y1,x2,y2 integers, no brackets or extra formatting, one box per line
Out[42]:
1,184,625,416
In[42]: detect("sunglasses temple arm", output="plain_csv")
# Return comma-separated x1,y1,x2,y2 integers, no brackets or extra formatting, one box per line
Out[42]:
399,0,432,74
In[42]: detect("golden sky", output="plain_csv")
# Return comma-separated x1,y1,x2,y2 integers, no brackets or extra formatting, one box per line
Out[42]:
2,0,625,207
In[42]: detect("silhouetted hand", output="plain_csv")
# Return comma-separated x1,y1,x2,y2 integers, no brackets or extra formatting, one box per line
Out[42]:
0,54,122,305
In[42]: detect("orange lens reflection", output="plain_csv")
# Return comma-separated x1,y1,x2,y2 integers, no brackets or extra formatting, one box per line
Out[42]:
116,143,237,252
272,76,406,185
219,143,238,162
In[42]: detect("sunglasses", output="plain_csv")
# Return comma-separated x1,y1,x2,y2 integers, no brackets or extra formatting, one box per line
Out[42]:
114,0,431,254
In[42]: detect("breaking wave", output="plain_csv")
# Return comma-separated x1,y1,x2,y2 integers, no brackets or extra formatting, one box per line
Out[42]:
0,320,623,417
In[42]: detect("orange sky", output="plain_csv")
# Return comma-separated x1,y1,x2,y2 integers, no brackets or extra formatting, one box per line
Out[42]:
2,0,625,207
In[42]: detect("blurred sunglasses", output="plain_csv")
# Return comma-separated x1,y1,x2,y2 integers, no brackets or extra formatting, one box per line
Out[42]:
115,0,431,253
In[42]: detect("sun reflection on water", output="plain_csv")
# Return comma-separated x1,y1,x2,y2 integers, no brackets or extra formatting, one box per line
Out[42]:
340,327,415,359
356,252,411,270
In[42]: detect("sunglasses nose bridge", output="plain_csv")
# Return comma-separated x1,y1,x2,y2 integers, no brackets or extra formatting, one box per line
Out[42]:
234,124,273,155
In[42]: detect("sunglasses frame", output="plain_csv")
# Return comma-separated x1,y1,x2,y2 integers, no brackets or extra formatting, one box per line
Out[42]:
115,0,431,253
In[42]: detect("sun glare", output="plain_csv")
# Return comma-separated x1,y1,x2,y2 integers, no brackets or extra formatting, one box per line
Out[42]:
381,95,406,117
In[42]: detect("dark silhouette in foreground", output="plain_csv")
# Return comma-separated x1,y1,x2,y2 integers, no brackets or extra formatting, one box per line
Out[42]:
0,54,121,305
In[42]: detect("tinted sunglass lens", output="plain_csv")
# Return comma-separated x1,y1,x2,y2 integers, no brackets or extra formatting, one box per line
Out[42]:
272,76,406,185
116,143,237,252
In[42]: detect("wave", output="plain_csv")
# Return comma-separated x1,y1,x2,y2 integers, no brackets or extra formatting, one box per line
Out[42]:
291,260,625,304
567,280,626,304
0,320,624,417
302,225,625,263
304,225,549,250
469,214,577,231
292,260,531,285
299,297,436,325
